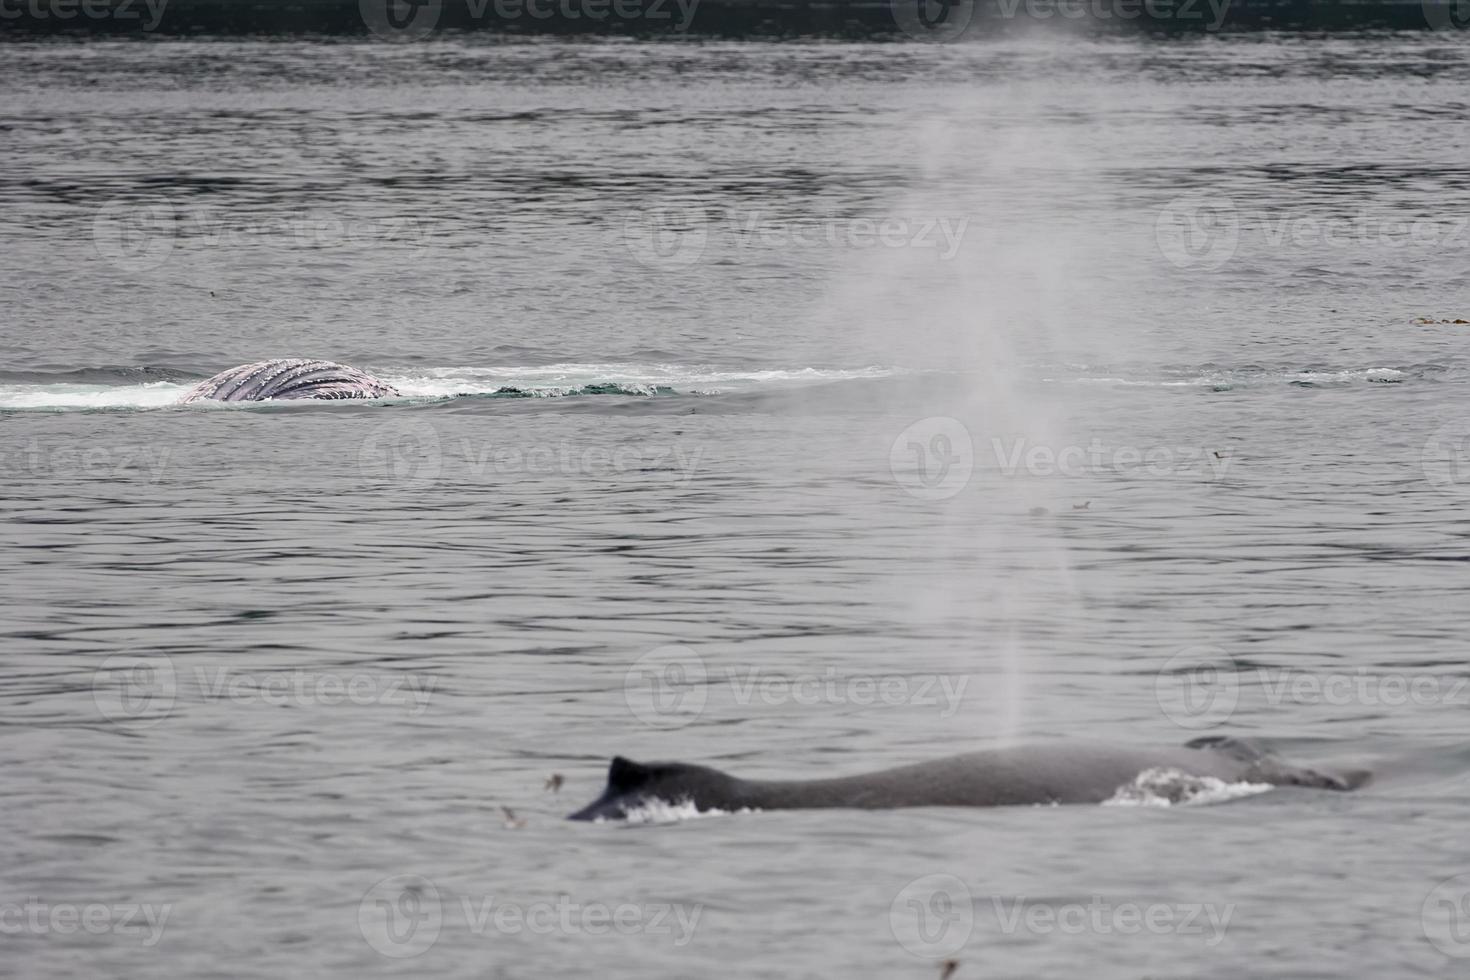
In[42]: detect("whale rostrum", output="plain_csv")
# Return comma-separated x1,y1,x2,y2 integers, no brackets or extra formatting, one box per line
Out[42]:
178,359,400,403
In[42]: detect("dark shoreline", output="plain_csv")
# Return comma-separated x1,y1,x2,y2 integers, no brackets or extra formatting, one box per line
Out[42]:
0,0,1462,36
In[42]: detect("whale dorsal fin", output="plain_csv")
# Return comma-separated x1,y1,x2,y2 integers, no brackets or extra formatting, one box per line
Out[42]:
1184,735,1273,762
607,756,653,792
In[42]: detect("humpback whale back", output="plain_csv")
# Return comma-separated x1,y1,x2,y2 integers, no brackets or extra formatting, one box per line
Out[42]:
567,739,1369,820
179,359,400,403
1184,735,1370,791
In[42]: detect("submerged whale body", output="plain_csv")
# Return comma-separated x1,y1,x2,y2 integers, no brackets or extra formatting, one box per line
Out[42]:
567,737,1369,820
178,359,399,403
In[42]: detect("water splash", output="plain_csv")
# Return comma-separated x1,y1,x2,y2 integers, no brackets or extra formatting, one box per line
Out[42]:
0,364,894,411
1102,767,1274,808
612,799,758,825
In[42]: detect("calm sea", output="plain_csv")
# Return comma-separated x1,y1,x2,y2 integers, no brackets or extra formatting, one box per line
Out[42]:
4,30,1470,978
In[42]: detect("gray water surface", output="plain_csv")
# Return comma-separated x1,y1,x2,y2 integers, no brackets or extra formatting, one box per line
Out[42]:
4,32,1470,979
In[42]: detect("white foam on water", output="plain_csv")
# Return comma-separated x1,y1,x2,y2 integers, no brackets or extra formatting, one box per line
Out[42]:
383,363,899,397
0,363,899,411
1102,768,1274,808
1289,367,1406,385
1041,366,1408,389
612,798,757,825
0,382,191,410
0,361,1404,411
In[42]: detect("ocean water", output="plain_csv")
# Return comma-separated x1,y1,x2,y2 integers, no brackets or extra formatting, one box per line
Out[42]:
4,30,1470,979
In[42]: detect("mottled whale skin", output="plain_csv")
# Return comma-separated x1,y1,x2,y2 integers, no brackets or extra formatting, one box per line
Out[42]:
179,359,399,403
567,737,1368,820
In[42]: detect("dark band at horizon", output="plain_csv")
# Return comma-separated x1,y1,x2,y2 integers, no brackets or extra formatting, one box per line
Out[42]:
0,0,1459,36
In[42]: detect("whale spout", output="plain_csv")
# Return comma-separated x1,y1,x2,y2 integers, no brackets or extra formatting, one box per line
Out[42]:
178,359,400,403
